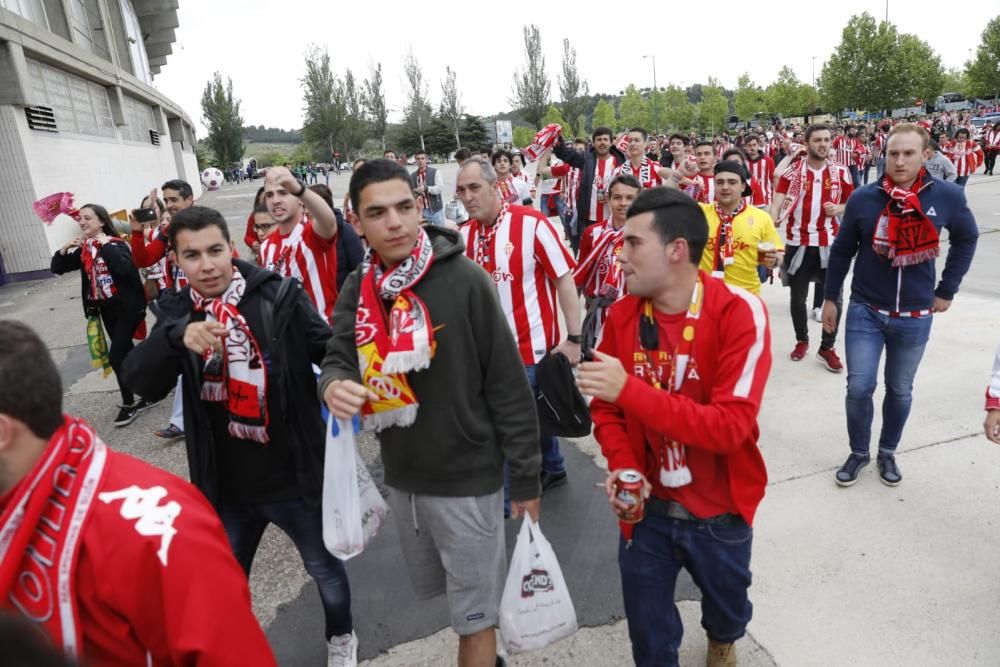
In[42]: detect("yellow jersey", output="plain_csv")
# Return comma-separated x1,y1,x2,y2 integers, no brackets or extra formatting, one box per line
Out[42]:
698,203,784,295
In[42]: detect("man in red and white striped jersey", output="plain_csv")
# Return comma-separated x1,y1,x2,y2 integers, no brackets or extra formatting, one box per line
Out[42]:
983,121,999,176
832,126,859,182
770,124,854,370
613,127,668,189
985,343,1000,443
943,127,985,187
259,165,339,323
690,141,718,204
456,157,583,508
744,134,775,208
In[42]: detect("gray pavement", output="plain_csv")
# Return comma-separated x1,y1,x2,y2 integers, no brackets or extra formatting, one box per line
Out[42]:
2,167,999,666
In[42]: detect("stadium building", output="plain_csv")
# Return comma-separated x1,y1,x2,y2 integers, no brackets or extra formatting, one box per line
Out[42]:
0,0,200,283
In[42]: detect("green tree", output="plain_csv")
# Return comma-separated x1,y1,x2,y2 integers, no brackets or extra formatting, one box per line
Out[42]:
941,67,968,96
300,47,346,163
574,115,587,140
966,16,1000,99
618,85,651,130
461,114,489,148
663,85,694,131
440,65,464,149
510,24,551,129
648,87,666,135
557,38,588,130
513,126,534,148
698,78,729,135
363,62,388,150
897,34,944,107
591,98,617,132
424,115,456,157
342,68,366,158
734,73,764,121
200,72,244,166
764,67,811,116
403,48,430,152
541,104,569,129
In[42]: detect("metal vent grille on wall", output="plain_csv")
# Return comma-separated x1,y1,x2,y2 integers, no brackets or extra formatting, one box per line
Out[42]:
149,129,160,145
25,106,57,132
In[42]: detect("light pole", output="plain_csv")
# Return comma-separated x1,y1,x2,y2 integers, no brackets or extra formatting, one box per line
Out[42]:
643,54,658,136
812,56,816,87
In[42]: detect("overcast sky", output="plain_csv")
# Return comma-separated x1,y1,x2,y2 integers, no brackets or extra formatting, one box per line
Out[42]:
154,0,991,137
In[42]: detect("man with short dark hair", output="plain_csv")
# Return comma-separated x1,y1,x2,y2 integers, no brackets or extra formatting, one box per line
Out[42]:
122,207,357,665
823,123,978,487
578,187,771,667
320,159,540,667
770,124,854,370
613,127,667,189
0,320,275,665
660,133,689,168
553,126,626,250
411,150,444,225
744,134,776,208
689,141,718,203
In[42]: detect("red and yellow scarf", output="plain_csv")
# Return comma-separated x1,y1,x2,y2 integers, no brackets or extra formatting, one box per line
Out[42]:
637,275,704,488
355,228,435,431
874,169,940,267
80,237,122,301
0,416,108,659
191,268,270,444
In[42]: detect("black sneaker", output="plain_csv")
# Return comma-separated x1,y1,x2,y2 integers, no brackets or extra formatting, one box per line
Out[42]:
877,454,902,487
133,398,154,412
541,470,567,493
835,453,870,487
113,405,140,427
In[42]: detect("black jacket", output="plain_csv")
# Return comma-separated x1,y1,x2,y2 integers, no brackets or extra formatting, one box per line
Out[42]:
122,260,332,507
318,227,542,501
50,239,145,317
552,136,626,222
333,209,365,289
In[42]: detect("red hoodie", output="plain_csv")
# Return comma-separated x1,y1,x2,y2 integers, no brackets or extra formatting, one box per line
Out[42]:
591,273,771,534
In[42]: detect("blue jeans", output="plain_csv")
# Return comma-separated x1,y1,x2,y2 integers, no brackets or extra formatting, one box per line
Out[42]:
849,165,862,189
422,208,444,226
217,498,353,638
503,364,565,514
955,175,969,188
876,158,886,181
619,510,753,667
844,301,933,457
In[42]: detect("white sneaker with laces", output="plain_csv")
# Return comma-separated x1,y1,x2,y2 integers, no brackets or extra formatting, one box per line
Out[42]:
328,631,357,667
810,307,822,322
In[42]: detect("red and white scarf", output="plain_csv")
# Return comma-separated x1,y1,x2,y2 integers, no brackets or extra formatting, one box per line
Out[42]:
874,169,940,267
712,201,746,278
355,228,435,431
523,123,563,162
776,157,842,223
619,156,655,187
574,222,625,299
637,276,704,488
80,238,120,300
191,268,269,444
496,176,519,204
0,416,108,659
416,170,428,211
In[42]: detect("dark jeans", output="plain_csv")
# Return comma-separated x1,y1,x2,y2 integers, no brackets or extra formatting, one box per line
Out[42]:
849,164,862,189
783,246,841,349
619,509,753,667
99,301,143,405
844,301,933,456
217,498,353,639
986,149,998,175
861,163,872,185
955,175,969,188
503,364,564,515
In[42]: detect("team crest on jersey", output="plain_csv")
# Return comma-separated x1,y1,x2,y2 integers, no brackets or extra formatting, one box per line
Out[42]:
504,241,515,258
99,485,181,567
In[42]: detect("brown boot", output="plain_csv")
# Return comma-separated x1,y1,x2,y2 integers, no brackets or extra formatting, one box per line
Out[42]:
706,638,736,667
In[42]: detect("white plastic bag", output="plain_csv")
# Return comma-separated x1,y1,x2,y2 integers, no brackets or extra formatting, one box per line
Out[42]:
322,416,388,560
499,517,578,653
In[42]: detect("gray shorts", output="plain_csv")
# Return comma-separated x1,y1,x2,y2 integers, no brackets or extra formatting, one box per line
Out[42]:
386,486,506,635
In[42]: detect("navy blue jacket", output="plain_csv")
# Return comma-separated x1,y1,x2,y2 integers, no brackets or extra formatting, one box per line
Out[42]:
825,175,978,311
552,137,626,222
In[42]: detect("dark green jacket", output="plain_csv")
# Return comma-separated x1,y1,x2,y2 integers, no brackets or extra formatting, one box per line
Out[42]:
318,226,541,501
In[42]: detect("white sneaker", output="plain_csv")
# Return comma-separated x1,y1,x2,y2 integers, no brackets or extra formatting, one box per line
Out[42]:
810,307,822,322
328,631,357,667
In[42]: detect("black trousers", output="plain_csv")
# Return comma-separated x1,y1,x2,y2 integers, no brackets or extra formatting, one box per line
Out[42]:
99,301,143,405
783,245,842,349
986,149,998,175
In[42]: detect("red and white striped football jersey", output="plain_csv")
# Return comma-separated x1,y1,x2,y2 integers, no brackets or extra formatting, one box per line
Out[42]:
832,135,856,168
613,156,663,189
944,140,985,177
747,154,775,206
588,156,619,223
691,173,716,204
776,162,854,247
259,214,338,323
460,205,576,364
551,162,580,213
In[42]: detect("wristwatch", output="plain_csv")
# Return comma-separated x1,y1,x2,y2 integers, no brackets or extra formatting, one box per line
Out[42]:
293,179,307,197
567,334,583,344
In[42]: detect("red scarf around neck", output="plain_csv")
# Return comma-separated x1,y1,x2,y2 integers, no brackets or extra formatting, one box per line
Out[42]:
874,169,940,267
712,201,746,277
80,237,122,301
0,416,108,659
190,268,270,444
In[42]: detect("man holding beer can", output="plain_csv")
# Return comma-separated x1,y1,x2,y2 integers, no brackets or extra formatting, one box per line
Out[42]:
577,187,772,667
665,160,783,295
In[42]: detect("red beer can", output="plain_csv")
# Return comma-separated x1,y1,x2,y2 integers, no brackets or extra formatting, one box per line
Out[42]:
615,469,645,523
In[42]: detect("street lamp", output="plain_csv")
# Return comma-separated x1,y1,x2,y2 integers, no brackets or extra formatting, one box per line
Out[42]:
643,55,658,136
812,56,816,87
